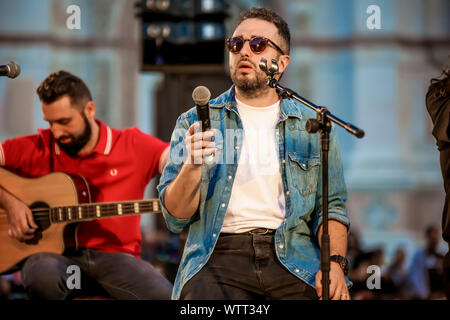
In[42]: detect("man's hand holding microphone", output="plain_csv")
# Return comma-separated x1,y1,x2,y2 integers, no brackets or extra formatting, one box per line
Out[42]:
186,86,217,165
163,86,216,219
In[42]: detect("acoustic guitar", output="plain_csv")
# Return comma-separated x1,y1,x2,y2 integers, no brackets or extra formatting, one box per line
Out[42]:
0,168,161,275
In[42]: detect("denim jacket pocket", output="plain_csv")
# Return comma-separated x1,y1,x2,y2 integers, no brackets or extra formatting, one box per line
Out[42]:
288,152,320,196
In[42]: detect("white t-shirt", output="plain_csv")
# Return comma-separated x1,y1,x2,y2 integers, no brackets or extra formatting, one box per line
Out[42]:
221,97,286,233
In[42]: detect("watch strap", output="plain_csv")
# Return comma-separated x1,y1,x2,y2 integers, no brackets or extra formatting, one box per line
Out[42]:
330,255,349,275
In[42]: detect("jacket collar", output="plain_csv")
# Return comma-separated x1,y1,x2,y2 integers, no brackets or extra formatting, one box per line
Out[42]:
210,85,303,120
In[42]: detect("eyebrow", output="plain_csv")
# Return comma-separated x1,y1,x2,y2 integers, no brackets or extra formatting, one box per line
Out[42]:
233,34,262,39
43,117,72,123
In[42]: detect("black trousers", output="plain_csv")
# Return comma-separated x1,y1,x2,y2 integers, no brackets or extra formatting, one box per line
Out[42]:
180,232,318,300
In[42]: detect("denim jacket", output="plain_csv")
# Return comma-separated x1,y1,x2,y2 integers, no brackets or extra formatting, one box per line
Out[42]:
157,86,350,300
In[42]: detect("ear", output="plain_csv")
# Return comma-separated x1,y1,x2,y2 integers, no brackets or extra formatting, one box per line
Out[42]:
84,101,96,120
277,54,290,75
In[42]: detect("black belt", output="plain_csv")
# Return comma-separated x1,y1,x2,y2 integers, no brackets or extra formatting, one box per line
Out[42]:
221,228,275,236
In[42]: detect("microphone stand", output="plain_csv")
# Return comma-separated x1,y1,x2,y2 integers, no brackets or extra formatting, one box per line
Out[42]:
259,59,364,300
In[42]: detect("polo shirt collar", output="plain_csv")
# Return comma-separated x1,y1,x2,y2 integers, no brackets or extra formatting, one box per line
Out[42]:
92,120,112,155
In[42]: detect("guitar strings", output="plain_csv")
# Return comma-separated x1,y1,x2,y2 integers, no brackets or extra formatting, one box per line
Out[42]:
31,211,158,222
30,203,158,213
30,204,158,213
31,205,158,215
30,204,160,220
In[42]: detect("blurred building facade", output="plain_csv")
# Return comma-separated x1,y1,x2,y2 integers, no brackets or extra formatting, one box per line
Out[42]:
275,0,450,268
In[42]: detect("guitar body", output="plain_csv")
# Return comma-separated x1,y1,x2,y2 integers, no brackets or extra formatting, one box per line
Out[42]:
0,168,90,274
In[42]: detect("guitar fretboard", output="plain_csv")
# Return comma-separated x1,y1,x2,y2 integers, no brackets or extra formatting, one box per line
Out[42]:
49,200,161,223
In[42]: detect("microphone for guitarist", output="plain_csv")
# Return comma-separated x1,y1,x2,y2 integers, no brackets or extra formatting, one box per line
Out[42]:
192,86,214,163
0,61,21,78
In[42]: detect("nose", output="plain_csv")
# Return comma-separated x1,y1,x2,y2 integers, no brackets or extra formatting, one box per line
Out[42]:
239,40,252,57
50,123,65,139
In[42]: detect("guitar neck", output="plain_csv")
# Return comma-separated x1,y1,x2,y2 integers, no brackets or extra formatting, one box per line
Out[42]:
49,199,161,223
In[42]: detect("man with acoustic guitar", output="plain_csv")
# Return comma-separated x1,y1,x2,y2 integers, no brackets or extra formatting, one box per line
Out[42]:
0,71,173,299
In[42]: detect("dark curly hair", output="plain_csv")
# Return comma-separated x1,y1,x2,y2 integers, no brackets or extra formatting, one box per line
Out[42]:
239,7,291,55
36,70,92,109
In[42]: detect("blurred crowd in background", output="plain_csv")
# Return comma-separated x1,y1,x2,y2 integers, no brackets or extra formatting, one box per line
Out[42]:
1,224,446,300
347,225,445,300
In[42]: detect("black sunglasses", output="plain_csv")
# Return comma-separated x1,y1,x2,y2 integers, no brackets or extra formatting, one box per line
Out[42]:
226,36,285,55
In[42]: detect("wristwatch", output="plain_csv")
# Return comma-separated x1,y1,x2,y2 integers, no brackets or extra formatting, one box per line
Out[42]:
330,255,349,275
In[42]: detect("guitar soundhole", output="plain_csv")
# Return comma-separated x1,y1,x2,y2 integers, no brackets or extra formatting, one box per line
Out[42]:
30,201,51,231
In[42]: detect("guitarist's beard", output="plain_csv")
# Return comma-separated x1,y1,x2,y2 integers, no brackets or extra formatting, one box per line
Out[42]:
56,113,92,158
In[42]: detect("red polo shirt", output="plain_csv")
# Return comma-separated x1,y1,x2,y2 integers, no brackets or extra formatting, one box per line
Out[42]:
0,120,168,257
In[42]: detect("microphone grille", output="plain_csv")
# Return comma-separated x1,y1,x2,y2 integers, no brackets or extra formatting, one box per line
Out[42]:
192,86,211,106
7,61,20,78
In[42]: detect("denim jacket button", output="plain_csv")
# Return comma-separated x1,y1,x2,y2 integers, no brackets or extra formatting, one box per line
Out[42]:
286,191,290,196
228,175,232,180
221,203,226,207
295,269,300,273
279,244,284,249
282,159,286,164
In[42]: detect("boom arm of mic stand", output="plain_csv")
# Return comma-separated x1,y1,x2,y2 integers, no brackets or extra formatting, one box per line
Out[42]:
268,78,365,139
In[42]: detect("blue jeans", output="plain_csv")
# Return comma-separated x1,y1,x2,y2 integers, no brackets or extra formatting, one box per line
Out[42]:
180,233,318,300
20,249,172,300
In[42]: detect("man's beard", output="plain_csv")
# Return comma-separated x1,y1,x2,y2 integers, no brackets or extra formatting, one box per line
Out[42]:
231,59,268,98
56,113,92,158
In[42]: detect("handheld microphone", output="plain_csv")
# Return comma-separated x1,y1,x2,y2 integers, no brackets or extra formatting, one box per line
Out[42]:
192,86,215,163
0,61,21,78
192,86,211,132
